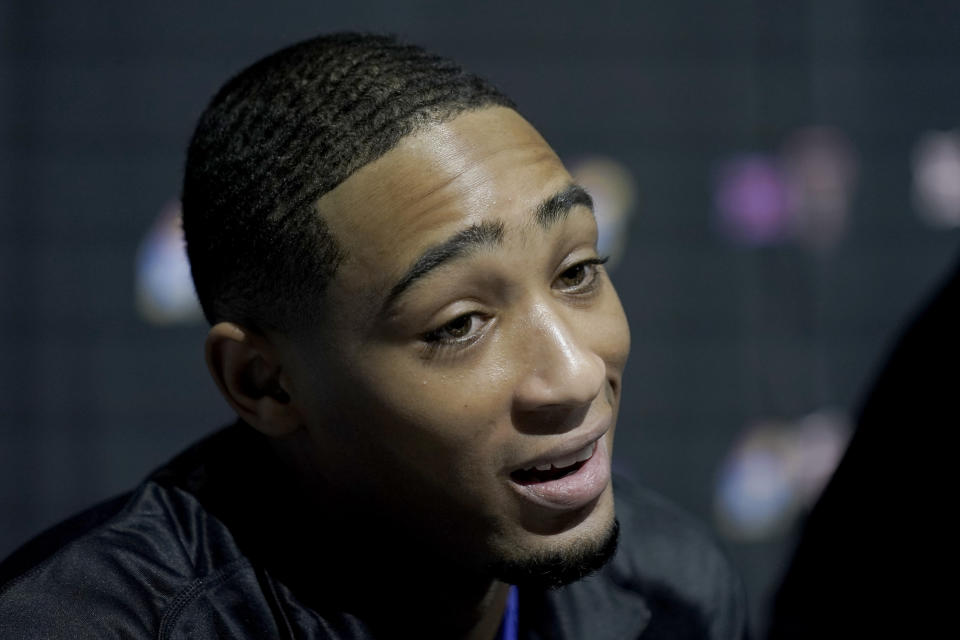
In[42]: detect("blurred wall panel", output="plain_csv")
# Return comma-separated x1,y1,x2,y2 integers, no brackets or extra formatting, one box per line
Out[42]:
2,0,959,634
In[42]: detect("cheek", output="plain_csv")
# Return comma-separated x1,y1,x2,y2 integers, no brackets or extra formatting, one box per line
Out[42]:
345,356,515,470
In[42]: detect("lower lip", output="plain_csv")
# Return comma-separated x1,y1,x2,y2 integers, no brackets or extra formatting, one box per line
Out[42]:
509,436,611,511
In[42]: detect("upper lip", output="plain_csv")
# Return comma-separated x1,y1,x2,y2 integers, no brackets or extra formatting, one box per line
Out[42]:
508,413,611,474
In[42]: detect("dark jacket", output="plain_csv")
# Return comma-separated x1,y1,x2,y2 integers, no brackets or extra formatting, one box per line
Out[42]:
0,424,748,639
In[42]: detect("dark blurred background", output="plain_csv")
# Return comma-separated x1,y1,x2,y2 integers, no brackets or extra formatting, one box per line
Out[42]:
2,0,959,634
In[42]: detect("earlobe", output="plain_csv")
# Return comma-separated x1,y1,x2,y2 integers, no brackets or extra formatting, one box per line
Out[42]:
205,322,301,437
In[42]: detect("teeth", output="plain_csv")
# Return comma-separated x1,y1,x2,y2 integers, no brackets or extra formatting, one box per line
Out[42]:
523,442,596,472
574,442,595,463
552,451,580,469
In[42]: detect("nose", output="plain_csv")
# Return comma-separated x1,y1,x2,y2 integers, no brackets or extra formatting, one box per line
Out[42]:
511,303,606,413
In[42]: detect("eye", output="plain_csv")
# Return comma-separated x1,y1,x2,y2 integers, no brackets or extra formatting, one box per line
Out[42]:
556,256,609,292
558,264,589,287
423,313,486,345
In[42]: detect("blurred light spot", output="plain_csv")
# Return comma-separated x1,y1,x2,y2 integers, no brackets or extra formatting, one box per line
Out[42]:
714,409,851,541
781,127,858,250
791,409,850,501
135,200,203,325
567,156,638,269
713,154,791,246
912,130,960,228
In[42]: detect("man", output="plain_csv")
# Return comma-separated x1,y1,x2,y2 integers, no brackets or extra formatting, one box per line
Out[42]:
0,33,747,639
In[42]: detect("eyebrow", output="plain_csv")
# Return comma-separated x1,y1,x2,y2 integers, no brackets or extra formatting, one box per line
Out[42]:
536,183,594,228
381,220,505,314
381,183,594,314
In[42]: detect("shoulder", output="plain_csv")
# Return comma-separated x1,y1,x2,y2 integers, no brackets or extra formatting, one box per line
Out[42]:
609,475,749,639
0,425,325,639
0,480,257,639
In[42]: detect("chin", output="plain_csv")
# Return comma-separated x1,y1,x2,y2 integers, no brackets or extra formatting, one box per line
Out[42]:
487,493,619,590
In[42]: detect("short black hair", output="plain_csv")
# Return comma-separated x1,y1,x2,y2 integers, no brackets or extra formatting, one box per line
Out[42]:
182,32,515,332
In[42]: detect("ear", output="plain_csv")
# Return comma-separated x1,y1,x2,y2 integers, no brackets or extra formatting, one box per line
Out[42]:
205,322,301,437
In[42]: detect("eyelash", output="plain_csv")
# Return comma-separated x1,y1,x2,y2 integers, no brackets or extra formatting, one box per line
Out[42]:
556,256,608,294
419,255,609,354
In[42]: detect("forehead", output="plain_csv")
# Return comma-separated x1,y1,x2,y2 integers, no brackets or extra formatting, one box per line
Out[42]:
316,107,572,307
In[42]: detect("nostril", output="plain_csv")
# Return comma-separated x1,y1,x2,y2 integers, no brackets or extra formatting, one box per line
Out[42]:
510,403,593,436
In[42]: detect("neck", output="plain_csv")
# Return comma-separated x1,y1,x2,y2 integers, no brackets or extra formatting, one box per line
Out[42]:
248,432,513,639
465,581,512,640
315,510,512,638
270,510,512,638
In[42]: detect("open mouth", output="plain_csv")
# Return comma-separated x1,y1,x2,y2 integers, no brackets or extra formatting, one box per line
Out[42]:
510,442,596,486
511,461,587,485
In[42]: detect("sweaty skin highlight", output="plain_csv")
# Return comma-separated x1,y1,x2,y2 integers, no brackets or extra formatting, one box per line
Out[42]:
209,106,630,636
265,106,630,572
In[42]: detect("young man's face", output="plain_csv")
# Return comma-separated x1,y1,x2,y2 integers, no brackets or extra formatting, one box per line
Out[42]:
276,107,630,583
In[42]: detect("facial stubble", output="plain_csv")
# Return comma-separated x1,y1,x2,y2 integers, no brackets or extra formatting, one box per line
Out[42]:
486,517,620,590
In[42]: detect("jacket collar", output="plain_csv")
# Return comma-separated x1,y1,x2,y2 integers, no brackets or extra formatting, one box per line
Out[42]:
519,563,651,640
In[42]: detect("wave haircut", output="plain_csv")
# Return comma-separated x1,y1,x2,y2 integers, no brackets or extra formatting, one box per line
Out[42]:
182,32,515,332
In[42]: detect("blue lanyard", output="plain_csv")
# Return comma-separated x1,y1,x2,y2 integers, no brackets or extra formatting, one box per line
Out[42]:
496,585,519,640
